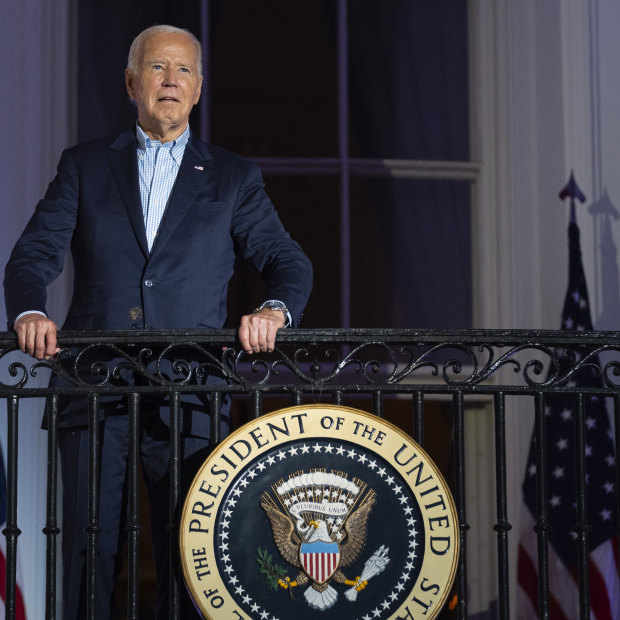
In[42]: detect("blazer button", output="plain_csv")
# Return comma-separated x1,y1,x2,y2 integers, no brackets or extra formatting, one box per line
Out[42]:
145,279,154,287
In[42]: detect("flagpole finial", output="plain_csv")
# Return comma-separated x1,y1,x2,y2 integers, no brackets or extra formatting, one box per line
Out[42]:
559,172,586,224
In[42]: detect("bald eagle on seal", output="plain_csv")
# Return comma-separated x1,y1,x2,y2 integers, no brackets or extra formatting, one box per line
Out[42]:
261,494,375,611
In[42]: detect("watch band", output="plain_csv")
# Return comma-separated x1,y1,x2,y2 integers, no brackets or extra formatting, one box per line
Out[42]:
253,300,291,327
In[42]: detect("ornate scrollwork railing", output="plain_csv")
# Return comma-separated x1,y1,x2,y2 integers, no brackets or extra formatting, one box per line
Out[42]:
2,328,620,394
2,327,620,620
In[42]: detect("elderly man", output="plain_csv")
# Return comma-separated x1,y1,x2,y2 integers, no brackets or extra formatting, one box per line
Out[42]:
4,24,312,619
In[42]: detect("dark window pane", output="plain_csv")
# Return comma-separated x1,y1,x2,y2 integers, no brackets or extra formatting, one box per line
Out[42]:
350,177,472,328
227,176,341,327
348,1,469,161
209,0,338,157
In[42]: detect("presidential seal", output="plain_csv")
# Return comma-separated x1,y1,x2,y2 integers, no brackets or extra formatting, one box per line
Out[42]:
180,405,459,620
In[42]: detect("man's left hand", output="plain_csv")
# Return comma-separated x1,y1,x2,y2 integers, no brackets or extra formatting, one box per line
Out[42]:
238,309,285,354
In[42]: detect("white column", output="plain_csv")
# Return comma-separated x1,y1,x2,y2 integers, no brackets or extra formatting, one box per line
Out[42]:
469,0,604,617
0,0,75,617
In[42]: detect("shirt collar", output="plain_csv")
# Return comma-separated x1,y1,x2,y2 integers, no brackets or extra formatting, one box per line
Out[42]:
135,123,191,163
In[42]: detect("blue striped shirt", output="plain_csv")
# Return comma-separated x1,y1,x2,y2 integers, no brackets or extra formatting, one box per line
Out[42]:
136,124,190,251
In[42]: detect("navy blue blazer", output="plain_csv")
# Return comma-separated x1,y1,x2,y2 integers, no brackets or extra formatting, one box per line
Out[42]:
5,130,312,330
4,130,313,432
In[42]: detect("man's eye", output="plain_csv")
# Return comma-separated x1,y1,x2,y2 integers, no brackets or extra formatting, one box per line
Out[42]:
179,67,190,73
152,64,163,70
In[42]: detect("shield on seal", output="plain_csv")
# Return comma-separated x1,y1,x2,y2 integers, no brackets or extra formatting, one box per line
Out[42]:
300,541,340,584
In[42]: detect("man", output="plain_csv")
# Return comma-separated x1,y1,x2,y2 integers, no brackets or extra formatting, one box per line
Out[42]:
4,24,312,619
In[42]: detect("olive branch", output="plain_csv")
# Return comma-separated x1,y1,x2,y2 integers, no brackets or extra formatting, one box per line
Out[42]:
256,547,290,593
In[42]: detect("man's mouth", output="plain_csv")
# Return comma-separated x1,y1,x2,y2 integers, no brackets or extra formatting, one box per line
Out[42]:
158,96,179,102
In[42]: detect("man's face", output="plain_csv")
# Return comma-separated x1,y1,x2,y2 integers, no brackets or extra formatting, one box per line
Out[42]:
125,31,202,140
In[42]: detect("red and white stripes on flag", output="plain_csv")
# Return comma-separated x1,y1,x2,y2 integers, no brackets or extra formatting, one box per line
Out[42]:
0,543,27,620
518,511,620,619
301,550,339,583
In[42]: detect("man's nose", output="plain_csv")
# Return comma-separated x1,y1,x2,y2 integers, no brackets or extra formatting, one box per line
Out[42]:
162,68,177,85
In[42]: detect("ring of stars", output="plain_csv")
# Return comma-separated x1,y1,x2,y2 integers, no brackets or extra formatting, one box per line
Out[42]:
215,441,421,620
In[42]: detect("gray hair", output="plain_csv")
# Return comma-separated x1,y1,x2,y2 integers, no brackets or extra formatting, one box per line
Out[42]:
127,25,202,76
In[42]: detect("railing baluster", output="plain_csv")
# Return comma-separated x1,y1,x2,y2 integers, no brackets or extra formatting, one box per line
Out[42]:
372,390,383,418
4,395,21,620
44,394,59,620
453,391,468,620
573,392,590,619
493,392,511,620
291,389,302,407
251,390,262,419
127,393,140,620
86,393,101,620
332,390,342,405
210,390,222,446
533,392,550,619
169,391,181,620
412,391,424,446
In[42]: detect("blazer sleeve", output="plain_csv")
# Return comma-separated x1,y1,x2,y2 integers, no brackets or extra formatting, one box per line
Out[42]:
4,149,79,327
230,162,313,327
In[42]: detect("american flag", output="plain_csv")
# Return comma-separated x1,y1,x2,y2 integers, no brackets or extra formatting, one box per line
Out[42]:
517,218,620,618
0,444,27,619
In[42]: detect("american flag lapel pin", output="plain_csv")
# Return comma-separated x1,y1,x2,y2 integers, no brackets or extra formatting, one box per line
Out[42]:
194,165,204,171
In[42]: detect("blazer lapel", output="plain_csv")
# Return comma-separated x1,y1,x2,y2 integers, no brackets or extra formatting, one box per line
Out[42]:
149,134,213,256
107,131,149,258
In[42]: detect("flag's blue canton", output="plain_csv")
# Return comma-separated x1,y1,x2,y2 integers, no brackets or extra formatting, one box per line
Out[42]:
522,221,617,567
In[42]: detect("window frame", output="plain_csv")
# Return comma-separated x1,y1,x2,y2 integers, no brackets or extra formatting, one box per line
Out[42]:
199,0,479,328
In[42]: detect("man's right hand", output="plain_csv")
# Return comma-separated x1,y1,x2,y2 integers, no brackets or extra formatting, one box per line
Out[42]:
13,313,60,360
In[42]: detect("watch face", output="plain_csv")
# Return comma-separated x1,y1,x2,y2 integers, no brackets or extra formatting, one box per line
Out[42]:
265,302,285,311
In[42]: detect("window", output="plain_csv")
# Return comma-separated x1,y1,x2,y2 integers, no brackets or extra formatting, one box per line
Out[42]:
206,0,473,328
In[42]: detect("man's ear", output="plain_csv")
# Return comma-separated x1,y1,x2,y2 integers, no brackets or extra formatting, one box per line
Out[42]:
125,69,135,100
192,77,203,106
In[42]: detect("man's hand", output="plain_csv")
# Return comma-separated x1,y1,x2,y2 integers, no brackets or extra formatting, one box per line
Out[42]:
13,313,60,360
238,309,286,354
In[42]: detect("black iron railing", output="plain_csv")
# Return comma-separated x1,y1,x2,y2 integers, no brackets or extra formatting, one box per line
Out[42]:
1,328,620,620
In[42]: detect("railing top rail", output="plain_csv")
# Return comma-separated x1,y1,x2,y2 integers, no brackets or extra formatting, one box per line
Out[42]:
2,327,620,346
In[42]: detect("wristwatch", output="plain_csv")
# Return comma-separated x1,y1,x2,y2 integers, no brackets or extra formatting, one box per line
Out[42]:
253,300,291,327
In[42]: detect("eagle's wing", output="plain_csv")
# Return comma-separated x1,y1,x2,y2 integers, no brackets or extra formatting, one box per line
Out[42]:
338,495,376,566
260,502,300,567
